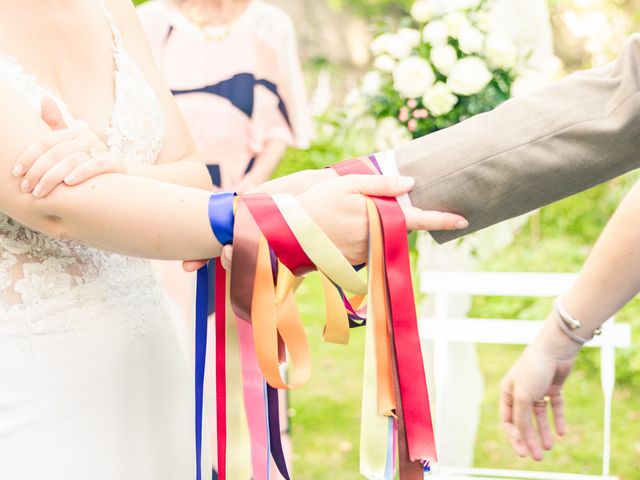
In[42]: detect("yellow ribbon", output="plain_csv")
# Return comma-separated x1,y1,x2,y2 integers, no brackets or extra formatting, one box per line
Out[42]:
271,193,367,295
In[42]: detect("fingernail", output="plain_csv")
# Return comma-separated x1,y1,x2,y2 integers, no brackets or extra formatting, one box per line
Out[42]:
64,175,75,184
398,176,415,188
455,219,469,229
20,179,30,192
12,164,24,176
32,185,42,198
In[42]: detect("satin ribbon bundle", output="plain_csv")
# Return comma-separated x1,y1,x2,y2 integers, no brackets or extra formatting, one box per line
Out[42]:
195,155,437,480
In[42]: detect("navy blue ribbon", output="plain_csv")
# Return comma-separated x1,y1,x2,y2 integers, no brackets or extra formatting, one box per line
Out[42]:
208,192,236,246
195,192,236,480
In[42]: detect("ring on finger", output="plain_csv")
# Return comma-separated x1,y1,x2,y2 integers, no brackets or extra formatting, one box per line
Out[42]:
83,148,96,160
534,397,549,407
84,147,106,160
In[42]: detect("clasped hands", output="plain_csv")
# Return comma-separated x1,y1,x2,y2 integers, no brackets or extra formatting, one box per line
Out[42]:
17,97,467,267
16,98,581,462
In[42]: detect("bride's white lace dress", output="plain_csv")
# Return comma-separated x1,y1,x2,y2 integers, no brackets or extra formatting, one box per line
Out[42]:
0,5,209,479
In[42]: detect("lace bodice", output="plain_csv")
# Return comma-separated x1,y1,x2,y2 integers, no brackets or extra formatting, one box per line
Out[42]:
0,3,168,333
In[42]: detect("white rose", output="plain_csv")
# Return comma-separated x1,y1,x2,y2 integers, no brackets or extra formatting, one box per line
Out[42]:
430,44,457,75
444,12,470,39
475,10,493,32
458,26,484,54
485,34,517,69
371,33,413,59
370,33,393,56
374,54,396,72
362,71,383,96
410,0,433,23
422,20,449,46
376,117,412,150
393,56,436,98
398,28,422,48
422,82,458,116
430,0,452,16
447,57,492,95
385,33,414,59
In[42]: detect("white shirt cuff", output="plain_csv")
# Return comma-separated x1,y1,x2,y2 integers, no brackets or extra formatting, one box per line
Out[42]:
373,149,413,208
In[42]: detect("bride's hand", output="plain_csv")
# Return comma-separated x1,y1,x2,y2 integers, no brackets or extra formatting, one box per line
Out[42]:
13,97,125,198
500,318,580,461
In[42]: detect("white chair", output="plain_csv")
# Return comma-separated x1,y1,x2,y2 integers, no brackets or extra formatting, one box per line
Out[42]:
419,272,632,480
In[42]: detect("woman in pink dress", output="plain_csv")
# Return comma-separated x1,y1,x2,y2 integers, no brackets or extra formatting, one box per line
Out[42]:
138,0,313,192
137,1,313,477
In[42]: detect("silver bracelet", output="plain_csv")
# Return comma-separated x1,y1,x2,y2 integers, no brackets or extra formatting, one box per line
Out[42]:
553,297,602,345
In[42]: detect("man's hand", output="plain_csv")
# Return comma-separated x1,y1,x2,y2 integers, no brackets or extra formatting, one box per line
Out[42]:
298,173,466,264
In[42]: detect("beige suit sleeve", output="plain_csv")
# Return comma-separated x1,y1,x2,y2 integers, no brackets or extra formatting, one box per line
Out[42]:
396,34,640,244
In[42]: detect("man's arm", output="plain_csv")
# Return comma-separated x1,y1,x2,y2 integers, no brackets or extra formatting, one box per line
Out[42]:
396,34,640,243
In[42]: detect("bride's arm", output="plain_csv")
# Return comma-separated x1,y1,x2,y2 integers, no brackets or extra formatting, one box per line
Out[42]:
2,83,461,263
0,83,220,260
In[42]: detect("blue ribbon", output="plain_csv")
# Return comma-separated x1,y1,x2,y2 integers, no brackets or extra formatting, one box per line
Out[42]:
208,192,236,246
195,192,236,480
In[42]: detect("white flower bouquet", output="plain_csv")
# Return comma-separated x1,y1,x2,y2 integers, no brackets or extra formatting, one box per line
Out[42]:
363,0,522,147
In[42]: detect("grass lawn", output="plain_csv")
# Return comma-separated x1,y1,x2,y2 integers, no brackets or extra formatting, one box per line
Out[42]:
288,174,640,479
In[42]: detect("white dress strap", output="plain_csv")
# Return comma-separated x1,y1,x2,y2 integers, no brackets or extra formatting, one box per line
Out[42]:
98,0,125,51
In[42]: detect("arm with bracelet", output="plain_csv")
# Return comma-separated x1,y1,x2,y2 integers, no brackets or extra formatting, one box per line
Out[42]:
499,179,640,462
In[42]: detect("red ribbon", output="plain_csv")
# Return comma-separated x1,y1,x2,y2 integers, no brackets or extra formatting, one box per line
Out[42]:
332,157,437,466
215,260,227,479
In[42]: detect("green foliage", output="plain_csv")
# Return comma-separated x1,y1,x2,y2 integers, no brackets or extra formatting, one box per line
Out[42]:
327,0,413,18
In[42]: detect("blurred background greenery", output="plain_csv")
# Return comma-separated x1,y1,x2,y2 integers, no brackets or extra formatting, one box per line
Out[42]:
134,0,639,477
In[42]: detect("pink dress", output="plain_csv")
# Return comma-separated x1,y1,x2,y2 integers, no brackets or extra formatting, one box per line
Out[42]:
138,0,313,188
